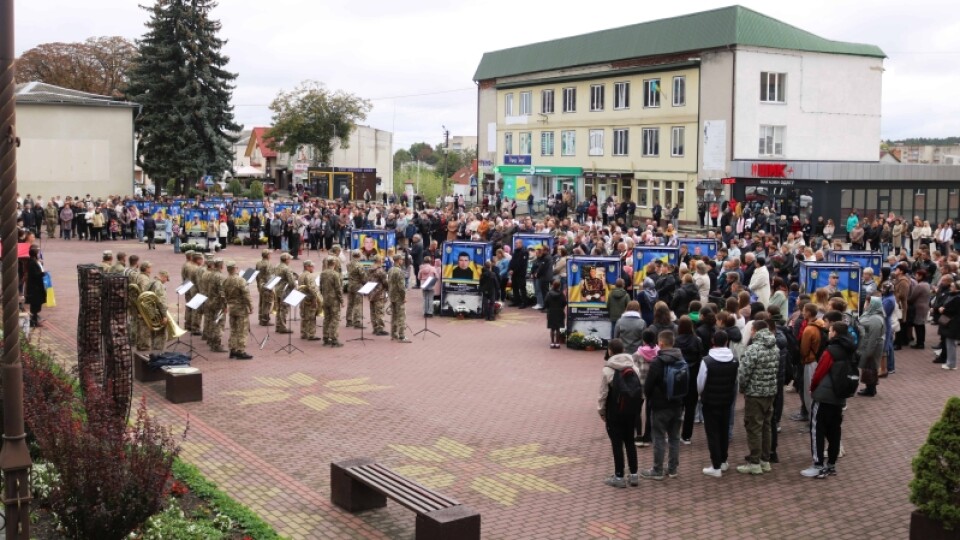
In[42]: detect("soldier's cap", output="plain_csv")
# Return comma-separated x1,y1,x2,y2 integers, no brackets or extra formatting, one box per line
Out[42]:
226,261,237,269
184,250,195,256
303,260,314,267
204,253,214,261
280,253,291,261
262,249,271,256
102,250,113,258
213,258,224,265
351,250,361,258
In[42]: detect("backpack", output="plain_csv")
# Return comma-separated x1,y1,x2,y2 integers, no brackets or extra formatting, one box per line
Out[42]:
830,350,860,399
609,367,643,415
842,312,863,348
779,324,802,371
814,325,830,361
663,357,689,401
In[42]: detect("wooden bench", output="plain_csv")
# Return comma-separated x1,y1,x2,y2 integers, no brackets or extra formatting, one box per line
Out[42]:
331,458,480,540
134,352,167,383
163,368,203,404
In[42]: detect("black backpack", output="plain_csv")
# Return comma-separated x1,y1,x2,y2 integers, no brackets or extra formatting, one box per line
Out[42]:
609,366,643,415
663,358,689,401
830,350,860,399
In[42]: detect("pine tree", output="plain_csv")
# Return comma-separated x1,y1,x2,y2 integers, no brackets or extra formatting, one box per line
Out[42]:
127,0,241,196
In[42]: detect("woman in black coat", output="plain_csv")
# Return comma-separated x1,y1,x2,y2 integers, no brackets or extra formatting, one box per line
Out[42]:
543,279,567,349
25,245,46,327
676,315,704,443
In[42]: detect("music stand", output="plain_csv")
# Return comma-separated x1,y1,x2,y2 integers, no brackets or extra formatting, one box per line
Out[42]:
277,290,305,354
169,280,194,352
180,293,208,361
350,281,378,344
260,275,281,349
414,277,440,340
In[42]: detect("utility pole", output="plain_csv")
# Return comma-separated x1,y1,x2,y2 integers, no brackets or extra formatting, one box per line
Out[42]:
441,126,450,201
0,1,34,537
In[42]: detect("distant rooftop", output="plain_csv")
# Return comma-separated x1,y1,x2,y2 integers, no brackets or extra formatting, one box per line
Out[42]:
475,5,885,80
15,82,138,108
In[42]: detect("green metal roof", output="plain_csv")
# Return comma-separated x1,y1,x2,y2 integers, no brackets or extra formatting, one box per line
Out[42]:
474,5,885,81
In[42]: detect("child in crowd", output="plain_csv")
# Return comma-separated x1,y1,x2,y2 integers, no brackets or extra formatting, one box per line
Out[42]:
633,329,660,447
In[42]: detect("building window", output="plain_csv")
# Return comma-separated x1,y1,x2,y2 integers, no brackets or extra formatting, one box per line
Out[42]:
519,132,532,155
642,127,659,157
677,181,685,209
613,129,629,156
505,93,514,117
664,181,673,207
671,126,684,157
758,125,784,156
760,72,786,103
590,84,604,111
541,89,555,114
519,91,532,115
561,130,576,156
540,131,554,156
504,132,513,155
588,129,604,156
673,76,685,106
652,181,660,205
621,178,632,203
563,87,576,113
614,82,630,109
643,79,661,108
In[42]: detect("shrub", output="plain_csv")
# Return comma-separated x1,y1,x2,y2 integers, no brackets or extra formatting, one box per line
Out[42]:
248,180,264,200
227,178,244,196
24,356,184,540
910,396,960,530
166,178,179,196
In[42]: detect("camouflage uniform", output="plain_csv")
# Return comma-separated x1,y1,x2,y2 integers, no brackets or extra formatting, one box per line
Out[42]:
147,277,168,351
367,265,388,335
44,203,58,239
255,252,274,326
109,262,125,273
298,269,320,340
388,265,408,341
181,257,196,331
203,265,226,352
346,260,365,327
134,271,153,351
273,259,298,333
191,262,208,334
319,265,343,344
125,267,141,346
223,269,253,357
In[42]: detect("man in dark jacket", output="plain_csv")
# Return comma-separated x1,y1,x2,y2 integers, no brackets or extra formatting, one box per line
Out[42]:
410,235,424,288
142,212,157,250
697,330,738,477
508,240,530,308
654,263,676,306
532,247,553,309
479,262,499,321
802,322,857,479
640,330,684,481
249,213,262,248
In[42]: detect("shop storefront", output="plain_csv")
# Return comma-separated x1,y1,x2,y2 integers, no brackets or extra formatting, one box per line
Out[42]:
727,161,960,223
495,164,583,209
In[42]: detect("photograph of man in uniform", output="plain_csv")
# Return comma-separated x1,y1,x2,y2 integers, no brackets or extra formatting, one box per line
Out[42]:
581,265,606,303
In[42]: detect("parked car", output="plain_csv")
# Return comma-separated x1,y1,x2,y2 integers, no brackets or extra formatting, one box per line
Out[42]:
262,182,277,195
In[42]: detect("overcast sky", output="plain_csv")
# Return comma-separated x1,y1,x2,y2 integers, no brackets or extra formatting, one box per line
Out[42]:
16,0,960,150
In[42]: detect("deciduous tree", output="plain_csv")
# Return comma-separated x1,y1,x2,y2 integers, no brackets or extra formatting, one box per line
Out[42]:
16,36,137,97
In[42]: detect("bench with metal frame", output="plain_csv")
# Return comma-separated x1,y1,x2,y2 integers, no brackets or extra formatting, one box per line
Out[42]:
331,458,480,540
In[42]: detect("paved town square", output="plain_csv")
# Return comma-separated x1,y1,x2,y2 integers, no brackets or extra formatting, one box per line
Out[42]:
30,236,954,539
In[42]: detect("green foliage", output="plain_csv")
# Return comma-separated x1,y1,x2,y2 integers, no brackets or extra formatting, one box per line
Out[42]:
139,500,229,540
394,163,446,203
267,80,371,166
248,180,265,200
166,178,179,196
910,396,960,530
409,142,437,165
227,178,244,196
892,137,960,146
172,460,282,539
127,0,242,187
393,148,412,170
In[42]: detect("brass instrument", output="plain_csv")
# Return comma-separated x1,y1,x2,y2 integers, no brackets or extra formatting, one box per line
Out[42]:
136,291,187,339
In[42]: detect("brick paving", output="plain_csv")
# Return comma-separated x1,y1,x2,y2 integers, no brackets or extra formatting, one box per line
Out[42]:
30,236,959,539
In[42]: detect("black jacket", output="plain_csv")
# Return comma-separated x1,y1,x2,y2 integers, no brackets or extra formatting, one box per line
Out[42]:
509,249,528,278
644,348,684,410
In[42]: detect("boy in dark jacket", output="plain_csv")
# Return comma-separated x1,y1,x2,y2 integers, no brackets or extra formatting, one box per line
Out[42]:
640,330,684,480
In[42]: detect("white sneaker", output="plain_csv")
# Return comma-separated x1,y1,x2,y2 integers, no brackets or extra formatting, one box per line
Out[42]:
720,462,729,472
681,438,692,445
801,465,822,477
760,461,772,473
943,365,958,370
702,467,722,478
533,304,543,310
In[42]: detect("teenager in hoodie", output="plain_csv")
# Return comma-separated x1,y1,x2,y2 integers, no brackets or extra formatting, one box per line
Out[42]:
598,339,642,488
638,275,658,326
633,329,660,447
857,297,886,396
698,330,738,477
675,316,704,444
607,279,630,325
613,300,646,354
640,330,684,480
802,322,857,479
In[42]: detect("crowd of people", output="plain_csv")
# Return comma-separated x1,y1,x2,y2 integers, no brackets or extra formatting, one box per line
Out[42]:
18,188,960,487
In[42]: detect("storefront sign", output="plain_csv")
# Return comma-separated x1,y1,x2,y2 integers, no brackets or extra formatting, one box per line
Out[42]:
584,172,634,180
758,179,795,186
503,155,532,165
751,163,792,178
721,177,736,185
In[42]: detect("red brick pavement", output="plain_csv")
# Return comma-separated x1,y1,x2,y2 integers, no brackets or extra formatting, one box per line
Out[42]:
30,236,959,539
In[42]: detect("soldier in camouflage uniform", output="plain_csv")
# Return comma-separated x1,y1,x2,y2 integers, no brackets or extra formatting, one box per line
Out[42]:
191,254,211,335
203,259,227,352
44,200,58,239
223,261,253,359
367,255,389,336
345,250,365,327
180,250,197,331
125,254,142,346
147,270,170,350
110,251,127,273
100,250,115,272
255,249,274,326
298,260,321,341
320,257,344,347
134,262,156,351
388,254,410,342
273,253,298,333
